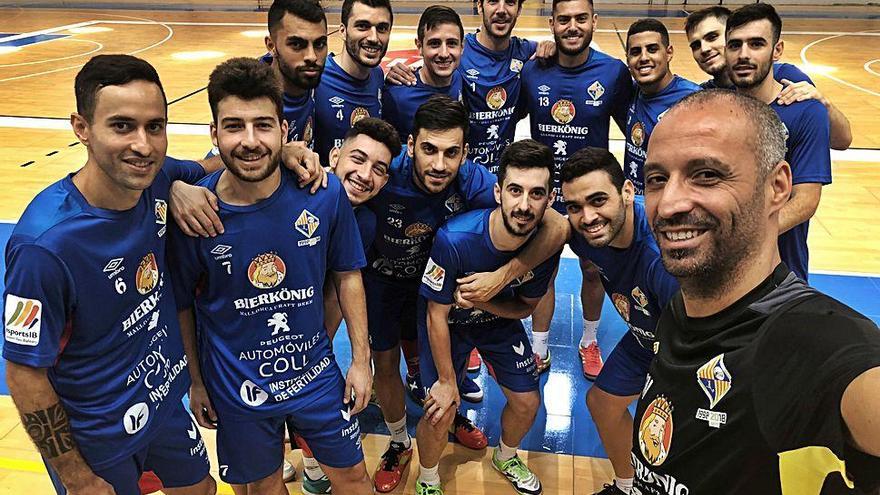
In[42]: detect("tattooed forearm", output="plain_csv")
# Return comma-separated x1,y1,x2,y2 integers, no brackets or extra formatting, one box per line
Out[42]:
22,403,75,458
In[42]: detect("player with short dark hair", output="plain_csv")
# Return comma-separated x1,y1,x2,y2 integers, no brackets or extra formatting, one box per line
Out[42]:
171,57,374,495
636,87,880,495
559,147,678,495
4,54,216,495
684,5,852,150
725,3,831,282
314,0,391,166
415,139,561,495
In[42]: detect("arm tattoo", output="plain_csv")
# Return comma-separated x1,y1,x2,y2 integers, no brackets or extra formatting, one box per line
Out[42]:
22,403,76,458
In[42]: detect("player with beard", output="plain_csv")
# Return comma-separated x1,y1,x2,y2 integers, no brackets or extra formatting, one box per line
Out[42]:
517,0,633,379
726,4,831,282
559,148,678,495
382,6,465,143
684,6,852,150
314,0,390,166
414,140,561,495
623,19,700,197
170,58,374,495
634,88,880,495
364,95,567,493
3,54,217,495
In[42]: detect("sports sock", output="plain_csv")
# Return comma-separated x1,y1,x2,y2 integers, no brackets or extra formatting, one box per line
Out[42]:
386,417,411,448
532,331,549,359
418,463,440,485
615,477,633,494
302,455,324,480
580,319,600,348
496,439,518,462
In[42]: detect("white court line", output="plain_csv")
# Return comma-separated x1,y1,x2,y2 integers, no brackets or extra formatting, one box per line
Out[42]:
0,39,103,68
801,31,880,99
865,59,880,78
0,20,98,43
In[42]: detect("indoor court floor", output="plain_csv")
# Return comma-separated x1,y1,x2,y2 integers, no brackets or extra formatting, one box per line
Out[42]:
0,1,878,493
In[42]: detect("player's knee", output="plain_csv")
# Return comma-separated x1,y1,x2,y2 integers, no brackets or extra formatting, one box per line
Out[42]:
373,349,399,375
333,464,371,487
202,475,217,495
510,391,540,418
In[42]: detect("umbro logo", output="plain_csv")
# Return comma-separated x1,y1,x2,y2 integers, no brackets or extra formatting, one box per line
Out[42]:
329,96,345,106
538,84,551,93
104,258,124,273
466,68,480,77
210,245,232,256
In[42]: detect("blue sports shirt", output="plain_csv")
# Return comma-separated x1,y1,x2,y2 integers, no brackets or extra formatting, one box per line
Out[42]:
382,69,464,143
170,170,365,419
314,54,384,166
568,202,679,349
624,75,700,194
2,158,204,470
419,209,560,328
519,49,633,210
365,147,497,284
459,33,536,172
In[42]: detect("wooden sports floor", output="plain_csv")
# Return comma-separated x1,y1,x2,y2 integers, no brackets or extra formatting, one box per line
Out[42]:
0,1,879,493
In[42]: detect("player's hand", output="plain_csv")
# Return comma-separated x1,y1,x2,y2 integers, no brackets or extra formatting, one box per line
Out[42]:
385,61,417,86
66,474,115,495
344,359,373,415
423,379,458,426
533,40,557,60
189,383,218,429
456,269,508,303
453,287,475,310
777,79,827,106
170,181,224,238
282,141,327,193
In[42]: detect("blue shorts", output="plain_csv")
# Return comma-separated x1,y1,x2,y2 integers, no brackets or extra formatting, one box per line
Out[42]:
419,319,539,394
594,330,655,397
46,400,209,494
364,272,418,351
215,364,363,484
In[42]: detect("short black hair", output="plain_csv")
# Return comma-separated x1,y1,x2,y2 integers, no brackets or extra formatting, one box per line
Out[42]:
341,0,393,27
268,0,326,34
208,57,284,123
552,0,594,11
417,5,464,41
684,6,731,36
74,54,166,123
478,0,525,6
412,94,469,139
344,117,402,158
726,3,782,44
627,18,670,48
561,147,626,192
497,139,554,189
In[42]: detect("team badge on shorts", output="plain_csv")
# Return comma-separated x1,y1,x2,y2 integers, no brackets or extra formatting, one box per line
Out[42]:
638,395,673,466
486,86,507,110
405,222,432,238
612,293,630,322
551,99,576,124
350,107,370,125
697,354,732,408
248,252,287,289
587,80,605,102
631,122,645,148
136,252,160,295
631,287,650,316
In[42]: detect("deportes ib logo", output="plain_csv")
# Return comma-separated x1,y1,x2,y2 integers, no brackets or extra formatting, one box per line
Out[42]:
135,252,160,295
551,99,576,124
4,294,42,346
486,86,507,110
638,395,673,466
248,252,287,289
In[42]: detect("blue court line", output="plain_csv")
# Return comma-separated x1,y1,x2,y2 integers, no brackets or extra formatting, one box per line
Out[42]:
0,33,69,48
0,221,877,458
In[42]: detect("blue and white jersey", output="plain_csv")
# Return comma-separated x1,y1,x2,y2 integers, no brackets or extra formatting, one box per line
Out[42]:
364,147,497,284
2,158,204,470
771,98,831,282
459,33,536,172
169,169,365,419
314,54,384,166
624,75,700,194
261,53,317,148
382,69,464,143
568,202,678,349
520,49,633,210
419,209,559,328
700,62,813,89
